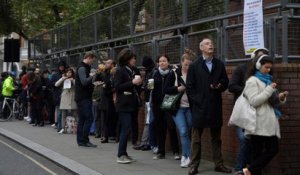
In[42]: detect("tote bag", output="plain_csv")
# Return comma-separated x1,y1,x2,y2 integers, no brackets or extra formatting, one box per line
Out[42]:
228,92,256,133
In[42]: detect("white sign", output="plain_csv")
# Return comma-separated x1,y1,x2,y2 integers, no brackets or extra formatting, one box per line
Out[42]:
243,0,264,55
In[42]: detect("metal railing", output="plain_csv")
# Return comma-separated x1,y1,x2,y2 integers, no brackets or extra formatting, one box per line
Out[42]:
28,0,300,68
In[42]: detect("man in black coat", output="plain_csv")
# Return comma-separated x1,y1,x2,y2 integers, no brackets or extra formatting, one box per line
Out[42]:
186,38,231,175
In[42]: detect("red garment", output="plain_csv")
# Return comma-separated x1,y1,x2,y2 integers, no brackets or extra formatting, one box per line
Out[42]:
21,73,28,89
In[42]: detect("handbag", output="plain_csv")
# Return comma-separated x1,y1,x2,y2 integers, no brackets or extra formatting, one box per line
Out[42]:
228,91,256,133
160,71,183,111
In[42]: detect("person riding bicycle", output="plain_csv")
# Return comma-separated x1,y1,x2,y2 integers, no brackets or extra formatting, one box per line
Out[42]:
1,72,16,119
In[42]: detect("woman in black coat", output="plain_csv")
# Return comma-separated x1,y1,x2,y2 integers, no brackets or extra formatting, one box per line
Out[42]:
151,54,180,160
114,48,142,164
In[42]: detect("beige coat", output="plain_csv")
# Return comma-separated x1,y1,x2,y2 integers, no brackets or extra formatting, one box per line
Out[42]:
244,76,285,138
55,77,77,110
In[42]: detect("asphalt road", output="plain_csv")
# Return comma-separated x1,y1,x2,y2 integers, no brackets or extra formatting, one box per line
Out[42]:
0,135,74,175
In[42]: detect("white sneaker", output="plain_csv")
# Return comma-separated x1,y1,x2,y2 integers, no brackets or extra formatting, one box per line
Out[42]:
152,147,158,154
126,155,136,162
24,116,29,120
181,157,190,168
180,156,185,167
174,153,180,160
116,155,132,164
51,123,56,127
58,129,64,134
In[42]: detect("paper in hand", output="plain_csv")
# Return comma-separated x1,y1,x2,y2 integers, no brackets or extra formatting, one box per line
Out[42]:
63,79,72,89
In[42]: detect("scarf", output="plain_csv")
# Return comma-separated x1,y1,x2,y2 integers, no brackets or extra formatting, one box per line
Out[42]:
158,67,170,76
255,71,282,118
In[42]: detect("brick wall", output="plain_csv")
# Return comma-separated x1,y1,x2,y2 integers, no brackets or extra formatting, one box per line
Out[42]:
137,63,300,174
218,63,300,175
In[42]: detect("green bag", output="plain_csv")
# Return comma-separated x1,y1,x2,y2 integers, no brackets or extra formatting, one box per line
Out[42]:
160,70,183,111
160,93,183,111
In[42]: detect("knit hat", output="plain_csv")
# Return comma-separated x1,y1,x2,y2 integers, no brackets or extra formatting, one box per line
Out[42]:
58,60,67,68
142,56,155,69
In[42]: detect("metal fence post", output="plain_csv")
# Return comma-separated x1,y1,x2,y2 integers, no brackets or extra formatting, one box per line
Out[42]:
182,0,187,25
129,0,133,36
282,14,288,63
94,14,97,43
154,0,157,30
222,20,228,61
269,18,276,59
79,20,82,47
110,8,113,39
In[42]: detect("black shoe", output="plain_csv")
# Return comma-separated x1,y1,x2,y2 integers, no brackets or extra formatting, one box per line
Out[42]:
133,144,143,150
101,138,108,143
153,154,165,160
78,142,97,148
188,167,199,175
141,145,151,151
215,165,232,173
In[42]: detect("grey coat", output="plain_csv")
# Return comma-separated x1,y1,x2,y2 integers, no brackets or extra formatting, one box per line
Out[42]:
55,77,77,110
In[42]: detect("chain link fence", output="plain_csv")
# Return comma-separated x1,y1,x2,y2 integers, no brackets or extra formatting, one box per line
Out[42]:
28,0,300,64
132,41,153,67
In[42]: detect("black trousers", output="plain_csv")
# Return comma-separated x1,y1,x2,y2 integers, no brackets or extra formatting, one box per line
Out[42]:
31,100,43,124
248,135,279,175
152,103,167,155
131,109,139,144
152,103,179,155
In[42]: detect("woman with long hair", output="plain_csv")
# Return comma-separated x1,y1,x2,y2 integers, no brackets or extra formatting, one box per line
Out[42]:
242,55,288,175
165,49,196,167
55,68,77,134
114,48,142,164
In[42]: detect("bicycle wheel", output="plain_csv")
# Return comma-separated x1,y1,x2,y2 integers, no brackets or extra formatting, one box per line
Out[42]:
13,100,21,120
18,103,27,120
0,99,12,122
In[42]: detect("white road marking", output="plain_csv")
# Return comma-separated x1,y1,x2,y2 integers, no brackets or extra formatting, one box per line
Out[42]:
0,139,58,175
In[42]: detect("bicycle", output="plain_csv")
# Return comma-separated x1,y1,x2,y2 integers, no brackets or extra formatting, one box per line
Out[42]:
0,97,21,122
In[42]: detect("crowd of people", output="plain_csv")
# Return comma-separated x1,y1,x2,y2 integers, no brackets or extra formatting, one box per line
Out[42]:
0,38,288,175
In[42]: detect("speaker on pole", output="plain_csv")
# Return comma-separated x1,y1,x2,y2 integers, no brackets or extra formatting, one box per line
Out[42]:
4,39,20,62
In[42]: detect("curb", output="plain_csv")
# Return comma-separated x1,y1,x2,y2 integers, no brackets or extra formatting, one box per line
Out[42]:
0,128,103,175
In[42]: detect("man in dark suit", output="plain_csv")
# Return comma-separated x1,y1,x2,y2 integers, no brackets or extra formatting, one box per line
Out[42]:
186,38,231,175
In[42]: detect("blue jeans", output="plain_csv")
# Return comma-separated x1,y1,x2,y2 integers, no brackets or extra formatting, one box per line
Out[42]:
235,127,251,171
76,99,93,144
56,106,62,130
89,101,98,134
173,107,192,157
148,106,157,147
117,112,132,157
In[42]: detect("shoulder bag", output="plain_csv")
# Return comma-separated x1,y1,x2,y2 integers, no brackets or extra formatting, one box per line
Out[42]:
160,71,183,111
228,91,256,133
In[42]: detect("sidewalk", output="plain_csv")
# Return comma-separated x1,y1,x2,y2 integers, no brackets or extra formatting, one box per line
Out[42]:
0,120,234,175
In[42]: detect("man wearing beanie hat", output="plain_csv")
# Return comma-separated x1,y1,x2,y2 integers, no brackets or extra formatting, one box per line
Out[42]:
133,56,156,151
51,59,68,127
142,56,155,70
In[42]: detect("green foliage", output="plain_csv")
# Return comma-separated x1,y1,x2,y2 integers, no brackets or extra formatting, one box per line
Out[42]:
0,0,121,38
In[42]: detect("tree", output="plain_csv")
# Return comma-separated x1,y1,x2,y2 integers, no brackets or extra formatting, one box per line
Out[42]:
0,0,121,38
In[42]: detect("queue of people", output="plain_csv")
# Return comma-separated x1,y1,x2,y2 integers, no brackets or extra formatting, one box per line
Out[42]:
0,38,289,175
